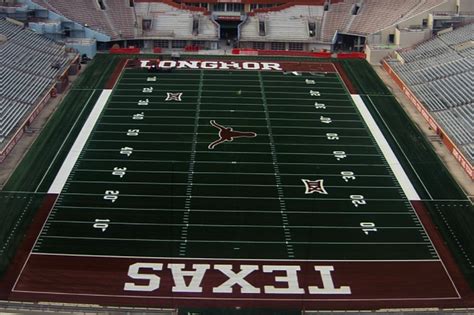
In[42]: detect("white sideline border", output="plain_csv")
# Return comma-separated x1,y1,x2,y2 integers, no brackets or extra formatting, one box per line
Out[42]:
351,94,420,201
48,90,113,194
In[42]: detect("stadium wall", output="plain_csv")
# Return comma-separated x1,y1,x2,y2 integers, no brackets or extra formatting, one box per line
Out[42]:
382,59,473,180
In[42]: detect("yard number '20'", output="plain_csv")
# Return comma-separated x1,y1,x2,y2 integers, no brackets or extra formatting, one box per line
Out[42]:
350,194,366,207
104,190,119,203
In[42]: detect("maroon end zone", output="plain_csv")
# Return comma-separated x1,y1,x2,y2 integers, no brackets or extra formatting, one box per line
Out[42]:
9,255,461,309
3,198,473,309
4,195,473,310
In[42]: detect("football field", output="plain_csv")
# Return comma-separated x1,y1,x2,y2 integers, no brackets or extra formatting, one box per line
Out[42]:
9,60,464,309
36,67,436,259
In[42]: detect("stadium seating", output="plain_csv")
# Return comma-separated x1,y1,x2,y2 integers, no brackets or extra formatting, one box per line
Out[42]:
0,18,72,143
350,0,444,35
241,5,324,42
321,0,446,41
134,1,217,39
390,23,473,162
32,0,115,37
439,23,473,45
103,0,136,38
320,0,355,42
31,0,135,39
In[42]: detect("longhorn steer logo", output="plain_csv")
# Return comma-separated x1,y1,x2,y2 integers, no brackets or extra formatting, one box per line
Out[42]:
208,120,257,150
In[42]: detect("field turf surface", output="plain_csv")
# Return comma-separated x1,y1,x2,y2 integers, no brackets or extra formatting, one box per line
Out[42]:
31,67,437,261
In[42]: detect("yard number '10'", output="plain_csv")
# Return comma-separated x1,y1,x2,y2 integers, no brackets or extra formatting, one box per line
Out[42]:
360,222,377,235
94,219,110,232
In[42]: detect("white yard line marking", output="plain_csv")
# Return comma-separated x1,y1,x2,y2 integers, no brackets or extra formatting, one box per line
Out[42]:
54,206,414,215
78,159,387,167
259,71,294,258
47,220,426,230
28,251,440,262
39,235,430,245
66,180,403,190
179,70,204,257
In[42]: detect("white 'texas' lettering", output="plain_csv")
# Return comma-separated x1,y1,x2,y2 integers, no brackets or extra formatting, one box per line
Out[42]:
123,263,351,295
213,264,260,294
263,265,305,294
308,266,351,294
169,263,210,293
124,263,162,292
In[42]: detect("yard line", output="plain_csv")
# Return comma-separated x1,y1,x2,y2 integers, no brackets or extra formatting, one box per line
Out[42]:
101,115,205,120
93,125,367,131
269,110,357,114
117,82,202,87
78,158,387,167
87,139,376,147
91,131,371,137
31,252,441,263
113,94,348,101
98,123,197,127
105,102,353,108
73,169,393,178
83,148,381,157
54,205,413,215
265,80,342,84
48,220,424,230
59,192,413,202
89,139,194,144
98,118,364,124
108,101,197,105
66,180,402,190
92,131,195,135
259,71,297,259
201,116,361,121
115,88,199,92
39,235,429,245
179,70,203,257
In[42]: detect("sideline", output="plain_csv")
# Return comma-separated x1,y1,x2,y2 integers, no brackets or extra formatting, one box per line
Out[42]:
35,90,98,192
48,90,112,194
351,94,419,201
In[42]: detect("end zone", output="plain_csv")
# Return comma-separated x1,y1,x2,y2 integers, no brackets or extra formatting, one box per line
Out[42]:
10,254,461,309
